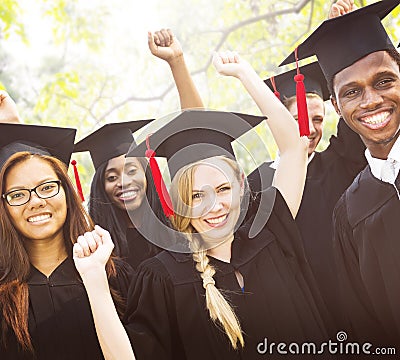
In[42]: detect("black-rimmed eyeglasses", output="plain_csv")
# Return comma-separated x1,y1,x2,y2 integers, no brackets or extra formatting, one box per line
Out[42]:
2,180,62,206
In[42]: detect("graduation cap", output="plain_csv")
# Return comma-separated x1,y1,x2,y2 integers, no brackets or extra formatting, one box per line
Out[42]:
280,0,399,81
265,61,330,102
127,109,266,217
0,123,76,170
127,110,266,178
73,119,154,170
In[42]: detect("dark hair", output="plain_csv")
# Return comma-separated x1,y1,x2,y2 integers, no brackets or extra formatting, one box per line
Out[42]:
0,152,121,353
328,48,400,97
88,156,169,258
89,161,128,256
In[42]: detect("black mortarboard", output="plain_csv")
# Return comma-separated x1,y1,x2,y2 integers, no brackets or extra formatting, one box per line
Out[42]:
280,0,399,81
127,110,266,179
265,61,330,102
0,123,76,170
73,120,154,169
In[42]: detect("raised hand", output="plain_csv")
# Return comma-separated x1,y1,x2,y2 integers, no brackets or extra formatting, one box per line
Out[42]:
73,225,114,277
148,28,183,64
148,28,203,109
328,0,358,19
73,225,135,359
212,51,252,79
213,50,307,218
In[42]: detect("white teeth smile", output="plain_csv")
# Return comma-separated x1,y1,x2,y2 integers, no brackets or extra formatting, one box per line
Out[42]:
119,190,137,199
205,214,227,224
28,214,51,223
361,111,390,125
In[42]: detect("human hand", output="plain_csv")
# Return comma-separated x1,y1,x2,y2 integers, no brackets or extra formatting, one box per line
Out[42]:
148,28,183,63
328,0,358,19
0,90,21,123
212,51,253,79
73,225,114,277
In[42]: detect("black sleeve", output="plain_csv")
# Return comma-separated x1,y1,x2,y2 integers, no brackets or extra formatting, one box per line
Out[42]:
268,187,335,336
122,258,184,360
332,195,386,343
108,258,135,316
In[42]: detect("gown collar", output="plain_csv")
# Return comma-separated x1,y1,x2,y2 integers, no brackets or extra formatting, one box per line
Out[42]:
28,257,80,286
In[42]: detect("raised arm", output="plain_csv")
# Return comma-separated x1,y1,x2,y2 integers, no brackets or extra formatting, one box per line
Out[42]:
73,226,136,360
213,51,308,217
148,28,203,109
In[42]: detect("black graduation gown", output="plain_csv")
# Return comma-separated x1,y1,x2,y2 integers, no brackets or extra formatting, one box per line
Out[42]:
247,119,366,332
333,165,400,348
1,257,132,360
125,227,163,269
123,188,330,360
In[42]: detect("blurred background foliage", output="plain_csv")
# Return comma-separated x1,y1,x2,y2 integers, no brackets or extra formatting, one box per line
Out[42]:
1,0,399,193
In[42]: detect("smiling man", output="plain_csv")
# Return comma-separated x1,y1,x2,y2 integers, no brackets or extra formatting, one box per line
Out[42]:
281,0,400,347
332,51,400,159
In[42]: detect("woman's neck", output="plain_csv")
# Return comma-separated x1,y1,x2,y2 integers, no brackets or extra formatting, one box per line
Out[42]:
24,233,68,277
123,205,144,229
206,234,234,263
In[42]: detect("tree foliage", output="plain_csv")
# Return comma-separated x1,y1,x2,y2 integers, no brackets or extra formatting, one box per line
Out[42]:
1,0,400,189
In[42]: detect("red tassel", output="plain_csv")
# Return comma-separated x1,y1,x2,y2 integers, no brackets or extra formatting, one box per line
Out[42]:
71,160,85,202
270,76,281,100
145,135,174,218
294,47,310,137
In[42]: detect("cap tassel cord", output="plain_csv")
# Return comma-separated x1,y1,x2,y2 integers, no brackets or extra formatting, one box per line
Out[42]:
294,47,310,137
270,76,281,100
71,160,85,202
145,135,174,218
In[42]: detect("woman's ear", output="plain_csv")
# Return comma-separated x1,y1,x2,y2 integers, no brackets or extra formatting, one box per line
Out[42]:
330,95,341,116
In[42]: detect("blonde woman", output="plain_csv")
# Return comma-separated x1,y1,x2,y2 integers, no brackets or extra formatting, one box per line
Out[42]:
73,53,330,359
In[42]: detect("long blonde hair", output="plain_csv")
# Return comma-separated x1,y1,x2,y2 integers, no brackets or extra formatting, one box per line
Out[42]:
170,156,245,349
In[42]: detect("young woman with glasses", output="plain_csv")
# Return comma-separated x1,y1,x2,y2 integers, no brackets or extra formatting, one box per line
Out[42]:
0,125,132,360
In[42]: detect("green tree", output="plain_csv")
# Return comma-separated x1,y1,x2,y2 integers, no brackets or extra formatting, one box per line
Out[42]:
1,0,399,187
